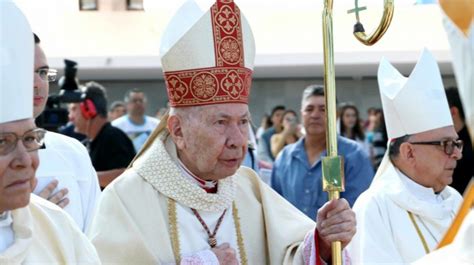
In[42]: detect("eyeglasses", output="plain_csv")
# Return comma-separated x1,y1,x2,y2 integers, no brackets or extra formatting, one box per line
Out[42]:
0,128,46,156
35,68,57,82
409,139,464,156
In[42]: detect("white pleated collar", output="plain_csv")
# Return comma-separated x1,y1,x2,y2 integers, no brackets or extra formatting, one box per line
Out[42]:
373,157,460,220
397,168,444,204
133,131,235,212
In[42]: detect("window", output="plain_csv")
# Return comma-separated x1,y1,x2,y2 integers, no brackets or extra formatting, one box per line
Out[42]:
79,0,98,11
127,0,144,10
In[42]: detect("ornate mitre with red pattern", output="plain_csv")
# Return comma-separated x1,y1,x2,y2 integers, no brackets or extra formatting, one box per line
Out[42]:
160,0,255,108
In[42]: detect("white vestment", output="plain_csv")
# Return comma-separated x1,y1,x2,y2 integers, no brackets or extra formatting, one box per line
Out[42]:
347,157,462,264
35,131,101,231
0,212,14,253
0,194,101,264
89,132,335,264
413,209,474,265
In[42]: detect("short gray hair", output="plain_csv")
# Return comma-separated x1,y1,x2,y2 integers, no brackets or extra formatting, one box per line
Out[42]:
388,134,411,160
302,84,325,106
169,106,202,123
169,105,252,124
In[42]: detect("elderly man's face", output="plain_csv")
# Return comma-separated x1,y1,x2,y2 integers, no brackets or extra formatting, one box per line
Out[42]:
175,103,249,181
408,126,462,192
33,44,49,118
0,119,39,213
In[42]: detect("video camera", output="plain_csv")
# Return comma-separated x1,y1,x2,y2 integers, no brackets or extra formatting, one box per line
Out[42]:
35,59,84,131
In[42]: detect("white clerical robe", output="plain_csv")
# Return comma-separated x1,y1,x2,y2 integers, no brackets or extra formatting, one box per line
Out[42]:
347,156,463,264
174,161,242,261
0,211,14,253
0,194,101,264
36,131,101,231
413,209,474,265
89,132,328,264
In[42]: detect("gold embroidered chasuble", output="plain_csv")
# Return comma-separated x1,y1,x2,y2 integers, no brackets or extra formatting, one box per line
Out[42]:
89,132,316,264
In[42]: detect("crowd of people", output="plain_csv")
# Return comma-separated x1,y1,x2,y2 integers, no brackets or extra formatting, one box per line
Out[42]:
256,103,386,170
253,88,472,197
1,0,473,264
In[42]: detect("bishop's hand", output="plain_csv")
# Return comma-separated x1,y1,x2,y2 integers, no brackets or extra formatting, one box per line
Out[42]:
211,243,238,265
316,198,356,261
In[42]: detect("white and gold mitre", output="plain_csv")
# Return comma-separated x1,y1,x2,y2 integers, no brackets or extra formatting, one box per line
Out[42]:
160,0,255,108
0,0,33,124
377,49,453,139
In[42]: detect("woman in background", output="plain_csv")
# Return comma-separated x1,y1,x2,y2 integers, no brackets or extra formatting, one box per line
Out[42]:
270,110,302,158
339,104,369,154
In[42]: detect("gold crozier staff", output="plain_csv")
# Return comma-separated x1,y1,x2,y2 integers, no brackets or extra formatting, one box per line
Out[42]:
321,0,394,264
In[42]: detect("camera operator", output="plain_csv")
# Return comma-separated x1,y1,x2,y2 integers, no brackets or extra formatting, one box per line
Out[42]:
70,82,136,189
33,34,100,232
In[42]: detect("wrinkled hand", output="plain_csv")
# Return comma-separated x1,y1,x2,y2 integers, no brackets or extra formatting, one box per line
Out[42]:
211,243,238,265
316,199,356,261
37,179,69,208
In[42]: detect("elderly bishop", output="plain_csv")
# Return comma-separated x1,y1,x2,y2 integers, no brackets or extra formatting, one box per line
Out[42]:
347,49,464,264
89,0,356,264
0,1,100,263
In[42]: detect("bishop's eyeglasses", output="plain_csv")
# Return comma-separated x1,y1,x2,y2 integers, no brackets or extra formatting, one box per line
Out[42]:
409,139,464,156
0,128,46,156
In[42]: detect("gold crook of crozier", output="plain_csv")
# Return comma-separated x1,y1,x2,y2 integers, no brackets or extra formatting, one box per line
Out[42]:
349,0,395,46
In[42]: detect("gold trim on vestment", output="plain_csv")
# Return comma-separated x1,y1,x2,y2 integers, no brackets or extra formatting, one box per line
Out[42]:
168,198,181,264
407,211,430,254
233,201,248,265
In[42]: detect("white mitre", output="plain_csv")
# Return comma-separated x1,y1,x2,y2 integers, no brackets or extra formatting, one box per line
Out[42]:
378,49,453,139
160,0,255,73
0,0,34,124
159,0,255,108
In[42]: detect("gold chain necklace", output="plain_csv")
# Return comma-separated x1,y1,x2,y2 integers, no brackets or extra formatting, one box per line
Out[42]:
168,198,247,264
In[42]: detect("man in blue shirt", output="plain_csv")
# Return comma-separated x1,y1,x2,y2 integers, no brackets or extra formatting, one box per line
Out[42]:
271,85,374,219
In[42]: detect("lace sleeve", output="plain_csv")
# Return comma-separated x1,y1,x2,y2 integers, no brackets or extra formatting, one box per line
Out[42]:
302,229,351,265
180,249,219,265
